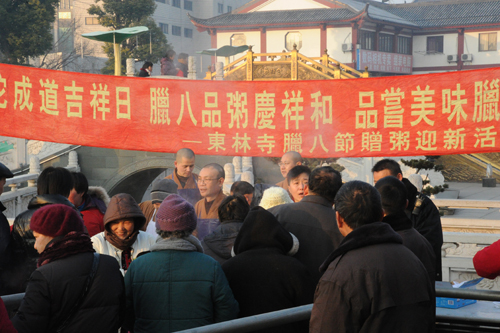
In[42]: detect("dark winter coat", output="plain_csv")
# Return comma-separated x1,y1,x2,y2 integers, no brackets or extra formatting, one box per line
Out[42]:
222,207,314,333
2,194,75,295
310,222,435,333
12,252,125,333
269,195,343,285
138,68,150,77
0,202,11,270
202,220,243,265
403,178,443,281
383,211,436,284
124,236,239,333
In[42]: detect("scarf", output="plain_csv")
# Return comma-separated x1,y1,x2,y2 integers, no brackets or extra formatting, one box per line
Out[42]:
38,232,94,267
104,229,139,251
150,235,204,253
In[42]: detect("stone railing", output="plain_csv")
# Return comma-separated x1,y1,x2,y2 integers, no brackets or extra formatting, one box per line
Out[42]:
223,156,254,195
1,151,80,221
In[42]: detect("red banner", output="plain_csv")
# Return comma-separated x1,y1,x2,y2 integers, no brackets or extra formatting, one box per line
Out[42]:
0,63,499,158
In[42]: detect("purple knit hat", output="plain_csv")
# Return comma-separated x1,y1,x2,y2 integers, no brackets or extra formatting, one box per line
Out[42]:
155,194,197,232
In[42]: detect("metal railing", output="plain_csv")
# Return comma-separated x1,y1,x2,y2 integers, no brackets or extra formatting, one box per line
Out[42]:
4,287,500,332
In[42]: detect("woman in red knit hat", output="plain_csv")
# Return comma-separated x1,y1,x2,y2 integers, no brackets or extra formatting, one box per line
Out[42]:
12,204,125,333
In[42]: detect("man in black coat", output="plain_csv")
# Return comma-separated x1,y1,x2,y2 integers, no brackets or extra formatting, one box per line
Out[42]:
375,176,436,284
372,158,443,280
0,162,14,293
269,166,343,285
12,204,124,333
310,181,435,333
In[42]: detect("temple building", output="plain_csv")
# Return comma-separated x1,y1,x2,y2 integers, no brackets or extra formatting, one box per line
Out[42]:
189,0,500,75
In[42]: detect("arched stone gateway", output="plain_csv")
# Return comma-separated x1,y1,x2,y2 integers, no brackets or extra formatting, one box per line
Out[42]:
103,157,202,202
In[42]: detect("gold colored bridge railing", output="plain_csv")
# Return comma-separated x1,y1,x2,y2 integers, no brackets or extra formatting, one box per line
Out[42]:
205,44,369,81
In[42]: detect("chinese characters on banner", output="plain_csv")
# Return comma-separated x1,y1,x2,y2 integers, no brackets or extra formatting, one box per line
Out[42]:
0,63,499,158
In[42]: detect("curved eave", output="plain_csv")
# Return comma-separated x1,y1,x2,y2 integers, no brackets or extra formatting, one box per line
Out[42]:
188,10,367,33
362,4,420,30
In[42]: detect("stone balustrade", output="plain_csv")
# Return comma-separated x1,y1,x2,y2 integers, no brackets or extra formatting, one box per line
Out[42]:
0,151,80,222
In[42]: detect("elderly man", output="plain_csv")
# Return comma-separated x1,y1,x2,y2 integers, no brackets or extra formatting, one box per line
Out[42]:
195,163,226,220
372,158,443,281
310,181,434,333
276,151,303,191
269,166,343,285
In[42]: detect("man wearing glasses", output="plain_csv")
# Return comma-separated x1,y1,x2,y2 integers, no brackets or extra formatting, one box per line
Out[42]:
276,151,303,191
194,163,226,220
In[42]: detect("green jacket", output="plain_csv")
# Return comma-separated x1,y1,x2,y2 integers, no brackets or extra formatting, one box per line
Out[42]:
125,241,239,333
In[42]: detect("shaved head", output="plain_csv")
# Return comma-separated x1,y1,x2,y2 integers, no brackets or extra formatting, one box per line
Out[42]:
174,148,195,178
176,148,195,162
283,151,303,164
279,151,303,178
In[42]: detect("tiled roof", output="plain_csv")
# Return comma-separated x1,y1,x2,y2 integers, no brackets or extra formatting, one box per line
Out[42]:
384,0,500,27
189,8,360,28
190,0,500,30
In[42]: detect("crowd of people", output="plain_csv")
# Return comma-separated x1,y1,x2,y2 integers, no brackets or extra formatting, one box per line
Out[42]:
3,147,495,332
138,51,190,78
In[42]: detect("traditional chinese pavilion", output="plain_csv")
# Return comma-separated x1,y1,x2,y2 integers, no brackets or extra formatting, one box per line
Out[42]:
189,0,500,76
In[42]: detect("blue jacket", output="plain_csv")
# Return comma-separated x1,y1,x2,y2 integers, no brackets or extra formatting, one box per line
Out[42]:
125,245,239,333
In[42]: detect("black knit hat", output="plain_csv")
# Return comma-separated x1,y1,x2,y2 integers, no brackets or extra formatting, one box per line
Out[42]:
0,162,13,179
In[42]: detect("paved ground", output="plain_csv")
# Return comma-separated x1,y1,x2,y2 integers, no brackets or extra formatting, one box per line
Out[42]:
436,182,500,225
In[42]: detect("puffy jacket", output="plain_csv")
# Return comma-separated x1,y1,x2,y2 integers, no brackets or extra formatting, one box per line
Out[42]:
91,231,156,275
80,186,109,237
125,240,239,332
202,221,243,265
12,252,125,333
2,194,75,295
91,193,155,275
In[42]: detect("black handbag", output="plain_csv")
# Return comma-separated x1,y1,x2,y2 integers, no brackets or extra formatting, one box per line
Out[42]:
56,252,100,333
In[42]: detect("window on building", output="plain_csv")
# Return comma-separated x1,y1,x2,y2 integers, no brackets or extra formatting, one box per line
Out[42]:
59,0,71,10
378,33,393,53
172,25,181,36
218,3,223,13
58,20,73,53
426,36,443,53
230,33,246,46
156,0,165,3
184,0,192,10
159,23,168,34
227,5,232,12
184,28,193,38
85,17,100,25
285,31,302,51
479,32,497,51
172,0,180,8
397,36,411,55
359,30,375,50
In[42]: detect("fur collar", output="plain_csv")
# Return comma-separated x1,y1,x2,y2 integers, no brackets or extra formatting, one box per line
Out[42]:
87,186,110,206
319,222,402,273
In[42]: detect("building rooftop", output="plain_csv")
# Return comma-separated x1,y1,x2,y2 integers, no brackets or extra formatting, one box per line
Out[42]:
190,0,500,31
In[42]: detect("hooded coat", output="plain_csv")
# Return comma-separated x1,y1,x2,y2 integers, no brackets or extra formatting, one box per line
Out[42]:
403,178,443,281
269,195,343,285
2,194,75,295
473,238,500,279
91,194,156,275
202,220,243,265
310,222,435,333
222,207,314,333
80,186,110,237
